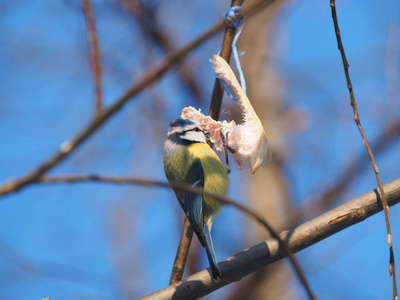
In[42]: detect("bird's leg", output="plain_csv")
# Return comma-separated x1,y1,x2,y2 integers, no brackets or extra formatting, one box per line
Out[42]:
219,129,235,174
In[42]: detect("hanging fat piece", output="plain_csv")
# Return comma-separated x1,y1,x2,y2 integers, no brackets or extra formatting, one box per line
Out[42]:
181,55,271,174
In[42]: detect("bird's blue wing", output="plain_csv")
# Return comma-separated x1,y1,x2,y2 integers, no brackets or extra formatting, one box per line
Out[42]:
183,158,206,247
204,222,221,279
183,158,221,279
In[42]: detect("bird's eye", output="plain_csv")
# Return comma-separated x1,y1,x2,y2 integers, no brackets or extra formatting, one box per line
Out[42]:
193,127,201,132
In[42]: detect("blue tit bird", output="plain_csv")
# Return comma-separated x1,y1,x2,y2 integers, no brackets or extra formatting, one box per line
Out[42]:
164,119,229,279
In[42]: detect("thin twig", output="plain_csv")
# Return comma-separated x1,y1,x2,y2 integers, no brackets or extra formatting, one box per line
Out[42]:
208,0,244,121
170,222,193,283
0,0,277,199
142,177,400,299
39,173,314,299
169,219,194,285
330,1,398,298
82,0,103,116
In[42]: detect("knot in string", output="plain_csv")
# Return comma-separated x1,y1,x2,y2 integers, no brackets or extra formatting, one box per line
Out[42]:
224,6,244,28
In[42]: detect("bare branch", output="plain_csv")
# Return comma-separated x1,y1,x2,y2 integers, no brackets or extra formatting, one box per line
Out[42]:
208,0,244,121
169,219,194,285
141,177,400,300
82,0,103,115
120,0,204,103
330,1,398,297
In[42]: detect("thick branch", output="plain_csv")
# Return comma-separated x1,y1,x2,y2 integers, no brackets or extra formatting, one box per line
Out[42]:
141,177,400,300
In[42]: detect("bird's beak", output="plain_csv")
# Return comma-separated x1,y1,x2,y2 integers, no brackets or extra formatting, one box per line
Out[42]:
203,129,210,143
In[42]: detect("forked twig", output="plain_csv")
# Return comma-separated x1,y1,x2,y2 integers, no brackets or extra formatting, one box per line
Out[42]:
330,1,398,298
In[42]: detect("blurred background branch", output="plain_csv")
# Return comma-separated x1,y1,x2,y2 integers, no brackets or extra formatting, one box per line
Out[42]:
119,0,204,104
82,0,103,116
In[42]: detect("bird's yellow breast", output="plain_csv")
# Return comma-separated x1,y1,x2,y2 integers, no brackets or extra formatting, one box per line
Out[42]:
187,143,228,218
164,142,228,219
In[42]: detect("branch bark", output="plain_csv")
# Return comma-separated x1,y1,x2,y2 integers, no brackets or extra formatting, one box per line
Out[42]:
169,219,194,285
141,177,400,300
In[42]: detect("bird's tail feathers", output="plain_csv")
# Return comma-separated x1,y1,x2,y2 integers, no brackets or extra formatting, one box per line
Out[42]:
204,224,221,280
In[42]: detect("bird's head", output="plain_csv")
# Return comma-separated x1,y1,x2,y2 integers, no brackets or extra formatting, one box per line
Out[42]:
167,119,209,145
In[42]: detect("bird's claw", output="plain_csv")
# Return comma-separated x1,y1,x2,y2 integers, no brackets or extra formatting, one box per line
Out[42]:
219,129,234,174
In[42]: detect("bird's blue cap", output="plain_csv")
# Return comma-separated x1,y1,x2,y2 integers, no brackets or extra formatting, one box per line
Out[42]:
169,119,195,127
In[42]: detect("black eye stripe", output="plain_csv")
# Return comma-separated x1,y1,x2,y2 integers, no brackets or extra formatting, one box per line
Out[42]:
186,127,202,132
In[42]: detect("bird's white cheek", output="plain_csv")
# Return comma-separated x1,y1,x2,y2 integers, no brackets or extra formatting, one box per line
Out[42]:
180,132,206,143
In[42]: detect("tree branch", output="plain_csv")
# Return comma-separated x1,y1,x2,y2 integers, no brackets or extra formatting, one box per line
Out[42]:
120,0,204,103
330,1,397,297
82,0,103,116
208,0,244,121
141,177,400,300
169,219,194,285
